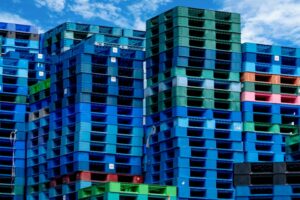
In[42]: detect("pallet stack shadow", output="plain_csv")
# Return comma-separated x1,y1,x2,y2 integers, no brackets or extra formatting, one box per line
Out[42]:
26,79,51,200
241,43,300,163
77,182,176,200
144,6,243,199
42,23,145,199
234,162,300,199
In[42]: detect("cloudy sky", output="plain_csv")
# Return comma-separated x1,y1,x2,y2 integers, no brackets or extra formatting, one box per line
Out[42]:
1,0,300,47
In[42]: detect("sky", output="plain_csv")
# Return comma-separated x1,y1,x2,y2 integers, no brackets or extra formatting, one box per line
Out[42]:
1,0,300,47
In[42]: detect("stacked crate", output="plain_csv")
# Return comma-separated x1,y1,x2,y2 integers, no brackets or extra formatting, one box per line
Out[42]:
77,182,177,200
0,52,28,199
44,23,145,199
234,162,300,199
0,22,39,55
241,43,300,163
26,79,51,200
145,6,243,199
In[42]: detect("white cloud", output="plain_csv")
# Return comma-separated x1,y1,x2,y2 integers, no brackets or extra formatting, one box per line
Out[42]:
69,0,130,28
127,0,172,30
0,12,45,33
69,0,173,30
221,0,300,45
35,0,66,12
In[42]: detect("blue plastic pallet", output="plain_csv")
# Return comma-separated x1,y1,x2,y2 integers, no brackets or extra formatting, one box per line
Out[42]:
243,132,286,144
244,152,285,162
144,126,242,142
244,142,285,154
242,101,300,115
0,22,38,33
146,107,242,124
242,43,300,58
47,161,142,177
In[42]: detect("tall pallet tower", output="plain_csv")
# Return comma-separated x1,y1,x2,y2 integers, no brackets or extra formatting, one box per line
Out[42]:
145,6,243,199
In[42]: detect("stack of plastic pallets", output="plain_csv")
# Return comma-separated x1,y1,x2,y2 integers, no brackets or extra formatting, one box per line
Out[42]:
144,6,243,199
241,43,300,163
26,79,51,200
0,53,28,199
43,23,145,199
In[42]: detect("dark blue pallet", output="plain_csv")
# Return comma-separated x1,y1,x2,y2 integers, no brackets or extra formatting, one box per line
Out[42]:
49,112,143,127
0,102,26,112
148,135,243,152
0,22,38,33
243,132,286,144
146,156,238,171
85,45,145,60
47,152,142,168
47,162,142,178
235,185,300,198
243,52,300,68
173,177,234,199
243,111,281,124
49,94,143,108
244,141,285,154
146,167,234,182
244,152,285,162
242,101,300,115
243,52,280,65
147,148,244,164
50,74,143,89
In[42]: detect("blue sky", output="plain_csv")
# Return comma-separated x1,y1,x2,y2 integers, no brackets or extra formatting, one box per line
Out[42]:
1,0,300,47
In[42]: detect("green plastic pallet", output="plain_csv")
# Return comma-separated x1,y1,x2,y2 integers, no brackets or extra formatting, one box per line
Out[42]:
243,122,298,134
78,182,176,199
147,68,240,87
147,6,240,29
242,82,300,95
286,134,300,146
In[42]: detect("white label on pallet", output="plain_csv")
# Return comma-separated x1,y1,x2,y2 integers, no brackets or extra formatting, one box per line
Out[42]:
109,163,115,169
112,47,118,53
111,76,116,82
123,45,128,49
37,54,43,59
111,57,116,63
38,71,44,77
274,55,280,61
64,88,68,95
